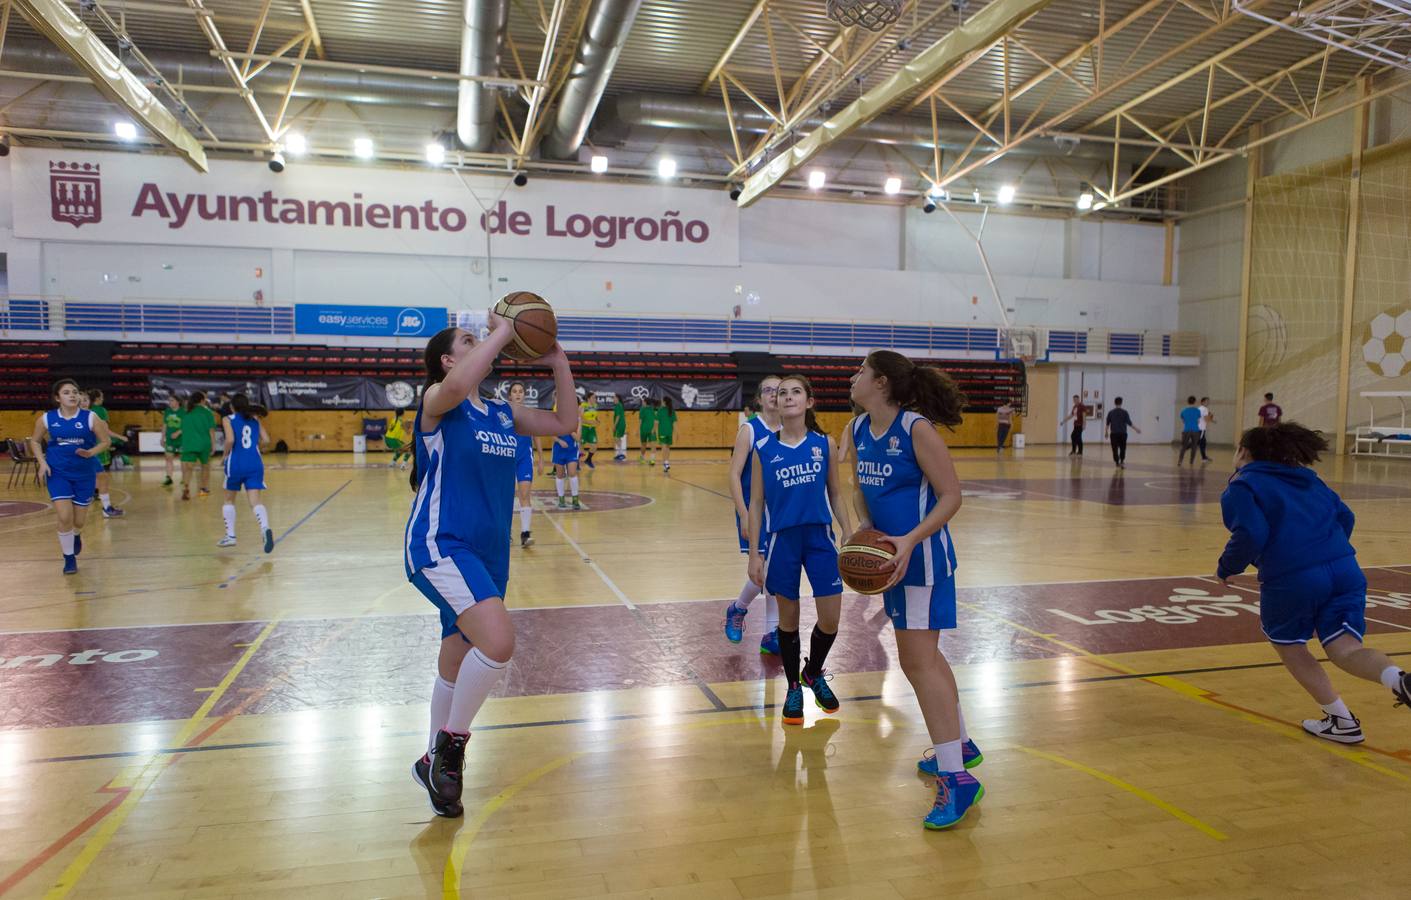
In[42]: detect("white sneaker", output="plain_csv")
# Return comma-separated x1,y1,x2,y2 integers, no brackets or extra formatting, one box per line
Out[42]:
217,535,238,547
1301,713,1364,744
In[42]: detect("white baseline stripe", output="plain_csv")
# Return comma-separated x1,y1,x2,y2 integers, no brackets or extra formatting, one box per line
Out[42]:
541,511,637,611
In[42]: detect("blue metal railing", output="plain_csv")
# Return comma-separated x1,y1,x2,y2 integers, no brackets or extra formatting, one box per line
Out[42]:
0,297,1200,361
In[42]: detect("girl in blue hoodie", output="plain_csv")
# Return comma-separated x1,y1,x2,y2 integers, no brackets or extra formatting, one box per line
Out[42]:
1218,423,1411,744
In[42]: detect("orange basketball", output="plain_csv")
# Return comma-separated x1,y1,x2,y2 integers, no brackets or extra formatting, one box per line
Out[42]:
838,528,898,595
494,291,557,360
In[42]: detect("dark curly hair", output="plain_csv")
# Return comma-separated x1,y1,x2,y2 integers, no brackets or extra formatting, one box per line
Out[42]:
1239,421,1327,467
864,350,965,429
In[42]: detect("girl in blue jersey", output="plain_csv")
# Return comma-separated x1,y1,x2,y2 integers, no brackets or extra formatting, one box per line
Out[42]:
218,394,274,553
29,379,112,574
724,375,782,654
847,350,981,831
551,423,581,510
746,375,853,726
405,316,577,818
507,382,541,547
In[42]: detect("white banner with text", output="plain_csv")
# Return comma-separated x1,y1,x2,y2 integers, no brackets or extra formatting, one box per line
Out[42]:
13,149,740,266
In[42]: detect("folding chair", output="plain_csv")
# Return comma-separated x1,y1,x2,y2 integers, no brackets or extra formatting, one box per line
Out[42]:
6,438,41,489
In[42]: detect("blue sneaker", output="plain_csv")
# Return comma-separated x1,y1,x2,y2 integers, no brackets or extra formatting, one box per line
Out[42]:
924,771,984,830
782,684,805,725
918,740,984,776
73,533,82,557
759,630,780,656
724,602,747,644
801,664,839,714
63,554,77,575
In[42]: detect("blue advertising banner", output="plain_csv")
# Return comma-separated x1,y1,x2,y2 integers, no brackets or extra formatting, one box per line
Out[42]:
294,303,448,338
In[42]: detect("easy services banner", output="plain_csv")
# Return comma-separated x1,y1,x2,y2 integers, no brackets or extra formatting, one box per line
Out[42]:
294,304,448,338
17,148,740,266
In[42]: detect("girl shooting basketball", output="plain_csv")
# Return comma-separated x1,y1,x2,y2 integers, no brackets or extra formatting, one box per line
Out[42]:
847,350,983,830
507,382,541,546
1217,423,1410,744
218,394,273,553
30,379,112,574
746,375,852,726
405,315,577,818
724,375,783,655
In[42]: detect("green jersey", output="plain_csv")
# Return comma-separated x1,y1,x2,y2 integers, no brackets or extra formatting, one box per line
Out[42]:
163,408,184,437
657,406,677,438
612,401,627,437
91,404,113,463
638,405,656,435
180,405,216,452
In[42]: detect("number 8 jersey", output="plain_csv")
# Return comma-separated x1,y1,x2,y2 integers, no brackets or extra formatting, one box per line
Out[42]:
851,411,957,584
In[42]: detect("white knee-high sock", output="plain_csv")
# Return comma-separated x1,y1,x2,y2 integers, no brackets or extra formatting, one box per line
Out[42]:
958,702,970,743
519,505,531,532
616,436,626,453
428,675,455,754
1381,666,1405,691
569,476,579,496
58,530,75,555
735,577,761,610
764,594,779,632
555,478,565,497
99,493,111,509
222,503,237,537
253,504,269,531
446,648,508,734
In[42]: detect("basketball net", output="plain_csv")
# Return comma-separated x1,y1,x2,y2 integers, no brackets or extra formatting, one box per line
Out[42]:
826,0,903,31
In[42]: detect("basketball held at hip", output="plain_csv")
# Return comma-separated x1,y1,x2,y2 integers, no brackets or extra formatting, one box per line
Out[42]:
838,528,898,594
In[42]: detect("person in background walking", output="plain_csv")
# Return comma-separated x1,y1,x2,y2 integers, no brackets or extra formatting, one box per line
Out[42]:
1258,392,1282,428
1061,395,1087,456
1198,397,1215,462
1104,397,1141,468
1178,396,1202,465
995,401,1014,453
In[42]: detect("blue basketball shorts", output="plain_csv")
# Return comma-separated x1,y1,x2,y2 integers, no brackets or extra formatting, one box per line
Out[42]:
735,510,767,554
46,470,96,506
1260,555,1366,647
764,524,843,600
515,454,534,483
223,465,266,492
410,550,508,640
883,577,958,631
551,440,578,466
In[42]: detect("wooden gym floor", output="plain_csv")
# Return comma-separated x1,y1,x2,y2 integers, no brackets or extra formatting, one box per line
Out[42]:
3,444,1411,898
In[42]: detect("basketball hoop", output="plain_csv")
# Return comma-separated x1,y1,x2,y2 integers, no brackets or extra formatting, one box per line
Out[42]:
826,0,903,31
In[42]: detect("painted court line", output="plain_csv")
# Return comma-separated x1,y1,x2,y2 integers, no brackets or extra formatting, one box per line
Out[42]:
541,511,637,610
1015,746,1227,840
3,618,283,900
956,599,1411,783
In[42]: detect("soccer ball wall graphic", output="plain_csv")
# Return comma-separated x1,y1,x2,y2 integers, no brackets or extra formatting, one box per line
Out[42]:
1362,307,1411,378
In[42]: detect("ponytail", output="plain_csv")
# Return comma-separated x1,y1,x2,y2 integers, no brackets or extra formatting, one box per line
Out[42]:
186,391,206,413
410,327,459,490
864,350,965,429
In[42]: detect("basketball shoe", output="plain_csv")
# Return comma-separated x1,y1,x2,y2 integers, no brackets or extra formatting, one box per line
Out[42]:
781,684,805,725
1302,713,1364,744
924,771,983,830
724,602,747,643
414,730,468,818
918,741,984,776
800,664,839,714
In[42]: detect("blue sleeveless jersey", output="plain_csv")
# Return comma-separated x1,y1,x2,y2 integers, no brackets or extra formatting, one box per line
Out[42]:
514,431,533,463
852,412,958,583
755,430,832,533
45,409,98,476
405,397,518,579
224,413,263,474
738,416,773,509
